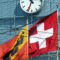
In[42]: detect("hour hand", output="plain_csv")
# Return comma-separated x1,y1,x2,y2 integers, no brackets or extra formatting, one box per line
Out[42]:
30,0,34,4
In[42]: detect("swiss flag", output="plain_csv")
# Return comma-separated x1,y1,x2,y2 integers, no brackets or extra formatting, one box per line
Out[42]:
29,11,58,57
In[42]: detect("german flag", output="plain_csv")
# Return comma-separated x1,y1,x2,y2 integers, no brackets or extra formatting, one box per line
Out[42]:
0,25,28,60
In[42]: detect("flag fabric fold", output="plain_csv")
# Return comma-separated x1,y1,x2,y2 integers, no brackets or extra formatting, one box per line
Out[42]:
29,11,58,57
0,25,28,60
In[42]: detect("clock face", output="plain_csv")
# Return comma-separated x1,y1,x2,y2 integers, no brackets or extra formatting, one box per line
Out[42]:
20,0,44,14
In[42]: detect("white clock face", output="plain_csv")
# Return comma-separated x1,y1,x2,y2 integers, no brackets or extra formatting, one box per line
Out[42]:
20,0,44,14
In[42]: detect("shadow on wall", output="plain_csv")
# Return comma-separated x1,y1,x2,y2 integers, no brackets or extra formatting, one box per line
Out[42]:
14,3,40,17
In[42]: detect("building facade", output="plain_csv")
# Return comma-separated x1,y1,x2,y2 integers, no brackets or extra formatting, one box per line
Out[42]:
0,0,60,60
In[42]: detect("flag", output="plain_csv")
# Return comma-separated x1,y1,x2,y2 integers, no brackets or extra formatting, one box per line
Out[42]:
29,11,58,57
0,25,28,60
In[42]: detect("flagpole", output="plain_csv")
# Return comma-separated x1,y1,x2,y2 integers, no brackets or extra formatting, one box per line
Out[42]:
57,51,59,60
31,16,33,25
27,17,29,25
56,4,59,60
26,17,29,60
31,16,33,60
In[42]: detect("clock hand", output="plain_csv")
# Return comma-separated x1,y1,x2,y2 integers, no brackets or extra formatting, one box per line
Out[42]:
27,0,34,10
30,0,34,4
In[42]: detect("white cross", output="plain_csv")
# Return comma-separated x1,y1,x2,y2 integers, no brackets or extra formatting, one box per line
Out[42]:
30,23,53,49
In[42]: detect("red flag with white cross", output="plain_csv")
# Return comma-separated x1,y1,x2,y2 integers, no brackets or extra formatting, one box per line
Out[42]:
29,11,58,57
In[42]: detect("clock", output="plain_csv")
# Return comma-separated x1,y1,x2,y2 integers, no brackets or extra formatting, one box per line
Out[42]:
20,0,44,14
